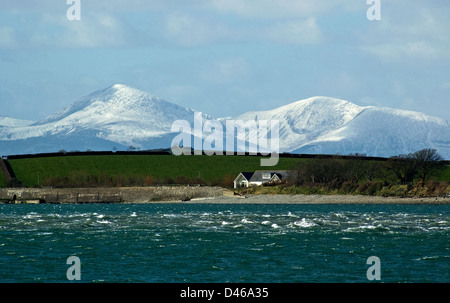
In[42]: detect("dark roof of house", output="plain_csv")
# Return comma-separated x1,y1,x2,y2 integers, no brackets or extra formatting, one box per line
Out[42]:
236,172,255,181
249,170,289,182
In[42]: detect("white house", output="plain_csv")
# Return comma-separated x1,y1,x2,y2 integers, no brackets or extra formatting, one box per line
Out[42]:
233,170,289,188
233,172,254,189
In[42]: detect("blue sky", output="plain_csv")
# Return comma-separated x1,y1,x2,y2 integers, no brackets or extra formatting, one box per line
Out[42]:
0,0,449,121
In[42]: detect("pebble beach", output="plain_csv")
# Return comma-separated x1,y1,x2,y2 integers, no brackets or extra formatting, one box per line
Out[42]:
188,194,450,204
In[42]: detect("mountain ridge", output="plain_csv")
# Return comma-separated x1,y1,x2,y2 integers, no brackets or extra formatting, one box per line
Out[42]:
0,84,449,159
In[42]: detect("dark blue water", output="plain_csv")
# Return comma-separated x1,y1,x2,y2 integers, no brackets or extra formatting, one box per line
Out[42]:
1,203,449,282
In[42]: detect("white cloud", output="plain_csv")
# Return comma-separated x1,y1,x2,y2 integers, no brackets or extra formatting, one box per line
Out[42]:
440,81,450,91
0,0,166,13
208,0,353,19
200,57,251,84
165,13,219,46
263,18,323,45
360,2,450,61
405,41,440,57
60,13,127,48
25,12,139,49
0,2,148,50
0,1,357,49
0,0,351,17
362,41,445,61
159,84,200,106
165,12,323,47
0,26,17,48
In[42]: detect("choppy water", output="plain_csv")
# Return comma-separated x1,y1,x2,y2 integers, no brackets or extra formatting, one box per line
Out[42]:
0,203,449,282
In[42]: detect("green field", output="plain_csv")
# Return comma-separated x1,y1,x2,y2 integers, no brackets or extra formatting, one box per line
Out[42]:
435,164,450,182
7,154,301,188
3,154,449,193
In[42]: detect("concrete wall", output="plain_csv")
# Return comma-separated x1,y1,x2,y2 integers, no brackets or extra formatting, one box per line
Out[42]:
0,186,223,203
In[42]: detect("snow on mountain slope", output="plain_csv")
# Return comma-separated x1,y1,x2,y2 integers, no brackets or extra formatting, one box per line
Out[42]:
0,84,206,151
294,105,450,157
234,97,450,158
35,84,195,131
0,117,34,128
234,97,364,151
0,85,448,159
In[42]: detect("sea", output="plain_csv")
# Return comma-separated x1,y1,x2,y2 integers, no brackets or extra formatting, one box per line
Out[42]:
0,203,449,283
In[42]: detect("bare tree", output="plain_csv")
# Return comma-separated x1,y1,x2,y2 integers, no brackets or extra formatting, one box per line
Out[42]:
384,149,443,186
410,149,443,186
384,156,417,184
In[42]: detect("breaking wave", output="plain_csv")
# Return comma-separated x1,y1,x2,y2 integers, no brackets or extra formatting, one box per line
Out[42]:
0,203,448,282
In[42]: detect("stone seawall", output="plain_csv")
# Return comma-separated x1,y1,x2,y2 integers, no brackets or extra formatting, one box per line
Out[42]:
0,186,224,203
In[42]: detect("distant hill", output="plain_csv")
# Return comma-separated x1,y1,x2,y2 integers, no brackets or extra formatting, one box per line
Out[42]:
1,84,449,159
0,116,34,128
235,96,450,158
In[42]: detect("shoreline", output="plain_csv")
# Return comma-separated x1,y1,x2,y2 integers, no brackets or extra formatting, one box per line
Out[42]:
177,194,450,205
1,185,449,204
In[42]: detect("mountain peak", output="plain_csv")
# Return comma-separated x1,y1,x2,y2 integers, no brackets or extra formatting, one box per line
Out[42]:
111,83,128,89
1,86,448,158
34,84,154,125
290,96,360,109
234,96,449,158
107,83,146,96
236,96,364,138
10,84,200,150
96,84,154,103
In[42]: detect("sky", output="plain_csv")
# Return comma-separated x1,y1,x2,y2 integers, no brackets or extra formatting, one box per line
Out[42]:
0,0,449,121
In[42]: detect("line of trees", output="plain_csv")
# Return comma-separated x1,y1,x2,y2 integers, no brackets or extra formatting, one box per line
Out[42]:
385,149,443,186
288,149,447,195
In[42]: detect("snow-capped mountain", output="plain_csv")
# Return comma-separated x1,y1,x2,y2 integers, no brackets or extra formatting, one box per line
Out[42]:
0,117,34,128
33,84,199,136
234,97,364,151
0,85,449,159
0,84,209,155
235,96,450,159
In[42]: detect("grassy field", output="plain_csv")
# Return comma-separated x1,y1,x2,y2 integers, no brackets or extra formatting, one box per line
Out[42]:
435,164,450,182
3,154,449,191
7,154,302,188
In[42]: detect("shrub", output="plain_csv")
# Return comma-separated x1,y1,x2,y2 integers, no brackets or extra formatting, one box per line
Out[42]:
389,185,409,197
143,175,155,186
424,181,450,197
357,181,383,196
6,178,24,188
339,181,358,194
216,174,235,188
